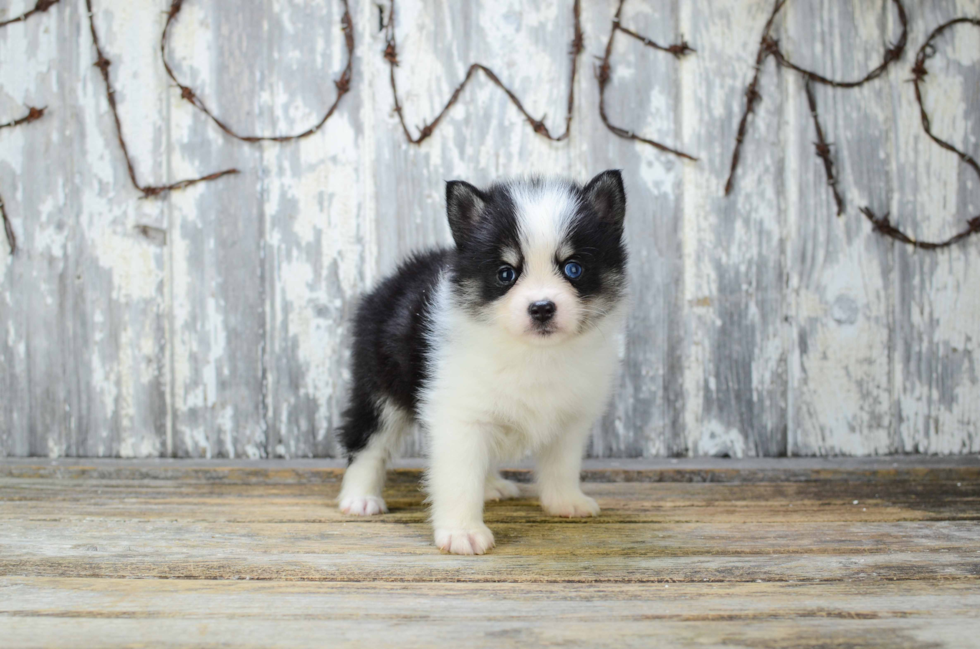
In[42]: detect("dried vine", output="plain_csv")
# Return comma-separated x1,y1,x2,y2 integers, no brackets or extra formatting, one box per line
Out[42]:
0,0,59,28
383,0,583,144
0,194,13,254
861,17,980,249
803,78,843,216
724,0,786,196
1,0,58,254
161,0,355,143
597,0,697,161
0,106,47,253
717,0,979,250
725,0,907,197
0,106,46,132
85,0,238,198
4,1,976,254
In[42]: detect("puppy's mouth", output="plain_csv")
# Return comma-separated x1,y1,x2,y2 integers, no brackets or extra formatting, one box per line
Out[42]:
529,322,558,337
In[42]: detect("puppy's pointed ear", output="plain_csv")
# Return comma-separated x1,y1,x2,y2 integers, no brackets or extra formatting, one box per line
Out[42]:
584,170,626,231
446,180,487,248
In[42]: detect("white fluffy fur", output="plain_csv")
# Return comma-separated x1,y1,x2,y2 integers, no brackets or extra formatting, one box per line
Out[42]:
339,183,626,556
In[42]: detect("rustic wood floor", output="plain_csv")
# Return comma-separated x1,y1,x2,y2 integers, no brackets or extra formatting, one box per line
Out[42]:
1,458,979,648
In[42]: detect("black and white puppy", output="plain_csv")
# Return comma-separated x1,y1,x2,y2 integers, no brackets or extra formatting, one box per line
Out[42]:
338,170,628,555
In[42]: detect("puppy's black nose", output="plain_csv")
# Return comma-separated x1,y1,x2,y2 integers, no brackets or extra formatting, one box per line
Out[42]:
528,300,556,323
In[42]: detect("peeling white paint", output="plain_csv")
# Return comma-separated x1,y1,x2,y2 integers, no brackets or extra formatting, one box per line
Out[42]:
1,0,978,459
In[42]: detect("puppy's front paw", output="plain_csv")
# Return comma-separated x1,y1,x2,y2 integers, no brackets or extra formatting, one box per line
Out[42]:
484,475,522,501
434,524,495,555
339,495,388,516
540,491,600,518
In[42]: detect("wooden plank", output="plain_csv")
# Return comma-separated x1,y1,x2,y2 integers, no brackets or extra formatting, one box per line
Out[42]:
260,0,367,459
679,0,788,458
165,0,269,458
784,0,899,454
1,0,172,457
4,512,980,554
1,468,978,647
579,0,688,456
2,612,978,649
2,455,979,482
889,1,980,453
3,531,978,583
2,477,977,523
74,0,173,458
5,577,979,616
2,0,980,460
0,1,72,457
2,579,978,648
0,480,980,582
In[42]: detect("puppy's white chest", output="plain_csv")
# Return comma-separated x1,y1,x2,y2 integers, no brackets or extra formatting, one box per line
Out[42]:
490,366,584,444
471,336,618,445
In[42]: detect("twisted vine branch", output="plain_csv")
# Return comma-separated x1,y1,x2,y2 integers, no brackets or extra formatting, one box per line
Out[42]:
725,0,907,197
0,106,48,253
383,0,583,144
0,0,60,29
1,1,60,254
161,0,355,143
718,0,980,250
597,0,697,161
862,17,980,249
85,0,238,198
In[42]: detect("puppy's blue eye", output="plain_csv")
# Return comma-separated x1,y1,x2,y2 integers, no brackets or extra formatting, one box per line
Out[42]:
563,261,583,280
497,265,516,284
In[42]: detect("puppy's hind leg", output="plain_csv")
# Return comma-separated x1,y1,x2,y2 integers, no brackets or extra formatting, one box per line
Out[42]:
338,400,411,516
484,470,522,502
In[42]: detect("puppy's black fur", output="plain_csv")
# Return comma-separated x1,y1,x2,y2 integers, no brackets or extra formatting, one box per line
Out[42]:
338,249,448,456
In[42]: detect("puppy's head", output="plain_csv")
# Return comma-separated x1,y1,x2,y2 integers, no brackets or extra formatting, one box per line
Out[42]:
446,171,627,344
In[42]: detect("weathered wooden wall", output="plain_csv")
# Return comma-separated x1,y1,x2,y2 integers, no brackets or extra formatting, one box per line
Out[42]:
0,0,977,458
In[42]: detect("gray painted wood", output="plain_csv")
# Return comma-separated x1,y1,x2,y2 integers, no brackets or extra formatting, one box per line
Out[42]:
891,2,980,454
785,0,898,454
0,0,978,458
595,0,688,458
680,0,789,457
